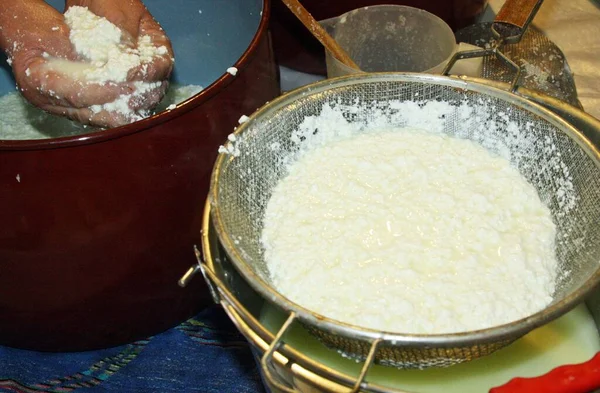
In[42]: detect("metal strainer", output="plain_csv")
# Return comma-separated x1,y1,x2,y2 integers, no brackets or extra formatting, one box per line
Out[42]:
208,72,600,371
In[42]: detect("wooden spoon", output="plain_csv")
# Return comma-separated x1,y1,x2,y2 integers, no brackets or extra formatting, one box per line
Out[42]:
281,0,361,70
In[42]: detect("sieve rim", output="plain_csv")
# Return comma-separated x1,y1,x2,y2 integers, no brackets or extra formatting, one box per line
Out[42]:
210,72,600,349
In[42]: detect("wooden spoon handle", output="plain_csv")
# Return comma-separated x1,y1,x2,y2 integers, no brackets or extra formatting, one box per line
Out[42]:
493,0,544,43
281,0,360,70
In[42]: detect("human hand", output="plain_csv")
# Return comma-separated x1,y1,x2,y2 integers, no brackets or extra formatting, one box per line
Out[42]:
0,0,174,128
66,0,174,83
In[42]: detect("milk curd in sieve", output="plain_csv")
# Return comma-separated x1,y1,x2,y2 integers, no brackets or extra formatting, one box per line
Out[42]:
261,128,558,334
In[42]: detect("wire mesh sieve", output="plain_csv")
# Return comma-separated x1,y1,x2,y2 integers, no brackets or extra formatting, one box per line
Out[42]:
210,73,600,369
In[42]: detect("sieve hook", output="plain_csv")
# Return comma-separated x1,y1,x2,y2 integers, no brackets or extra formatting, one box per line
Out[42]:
443,0,544,93
442,44,522,93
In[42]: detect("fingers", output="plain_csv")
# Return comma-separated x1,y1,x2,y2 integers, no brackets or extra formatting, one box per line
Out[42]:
43,105,131,128
128,51,173,82
138,10,173,57
41,80,168,128
127,80,169,112
0,0,72,57
16,55,134,108
128,12,174,82
15,53,168,128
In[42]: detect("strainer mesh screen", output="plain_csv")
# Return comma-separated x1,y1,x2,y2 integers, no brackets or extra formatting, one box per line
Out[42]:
212,76,600,368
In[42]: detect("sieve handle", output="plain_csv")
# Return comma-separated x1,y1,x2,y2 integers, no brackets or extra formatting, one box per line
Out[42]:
178,264,201,288
178,245,221,305
442,47,523,92
492,0,544,44
193,246,298,393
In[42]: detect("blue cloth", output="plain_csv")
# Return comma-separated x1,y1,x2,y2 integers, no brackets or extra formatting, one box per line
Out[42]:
0,307,266,393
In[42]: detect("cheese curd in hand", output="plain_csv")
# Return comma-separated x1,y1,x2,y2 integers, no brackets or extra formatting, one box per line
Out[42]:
261,128,558,334
44,6,169,84
41,6,171,125
1,0,174,128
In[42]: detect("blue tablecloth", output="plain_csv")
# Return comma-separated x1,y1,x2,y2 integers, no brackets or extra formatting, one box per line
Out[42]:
0,306,266,393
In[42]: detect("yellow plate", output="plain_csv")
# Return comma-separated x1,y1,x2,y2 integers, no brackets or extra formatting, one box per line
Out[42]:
261,304,600,393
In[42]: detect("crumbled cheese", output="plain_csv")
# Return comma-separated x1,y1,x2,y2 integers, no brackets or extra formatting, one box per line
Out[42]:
44,6,168,83
218,141,240,157
238,115,250,124
154,84,203,112
262,128,558,334
218,132,241,156
136,35,169,62
0,92,88,139
90,81,162,122
227,67,238,76
16,174,20,182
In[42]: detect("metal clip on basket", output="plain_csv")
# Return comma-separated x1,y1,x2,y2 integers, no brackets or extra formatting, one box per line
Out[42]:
443,0,544,92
